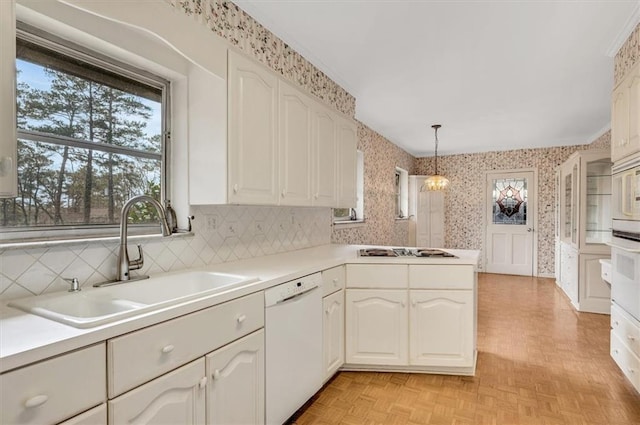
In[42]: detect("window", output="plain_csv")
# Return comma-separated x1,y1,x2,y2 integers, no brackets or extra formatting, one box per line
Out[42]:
1,26,169,236
334,150,364,223
395,166,408,219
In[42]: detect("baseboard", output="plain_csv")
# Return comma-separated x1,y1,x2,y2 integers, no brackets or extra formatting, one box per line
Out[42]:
537,272,555,278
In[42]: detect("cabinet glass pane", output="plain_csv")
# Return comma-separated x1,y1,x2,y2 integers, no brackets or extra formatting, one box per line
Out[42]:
571,165,578,245
492,178,527,225
564,173,572,239
585,159,612,245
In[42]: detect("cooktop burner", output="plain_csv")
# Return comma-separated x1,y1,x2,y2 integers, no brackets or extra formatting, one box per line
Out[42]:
358,248,458,258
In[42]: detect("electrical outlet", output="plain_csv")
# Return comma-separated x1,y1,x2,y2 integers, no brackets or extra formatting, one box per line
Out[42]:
205,214,217,230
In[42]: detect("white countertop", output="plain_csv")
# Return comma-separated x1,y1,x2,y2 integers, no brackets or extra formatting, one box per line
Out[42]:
0,244,479,373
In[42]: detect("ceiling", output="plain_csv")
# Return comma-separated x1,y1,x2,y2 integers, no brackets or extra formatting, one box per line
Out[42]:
233,0,639,157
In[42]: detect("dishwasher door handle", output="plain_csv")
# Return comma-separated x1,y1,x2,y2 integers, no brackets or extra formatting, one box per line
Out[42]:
274,286,319,305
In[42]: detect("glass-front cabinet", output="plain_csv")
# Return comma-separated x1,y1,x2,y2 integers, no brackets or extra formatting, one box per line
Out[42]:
557,149,611,314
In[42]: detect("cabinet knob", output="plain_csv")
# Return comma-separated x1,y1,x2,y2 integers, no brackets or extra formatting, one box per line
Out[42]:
281,189,286,198
199,376,208,389
161,344,175,354
629,368,636,374
213,369,221,380
614,320,619,326
628,335,637,342
233,184,238,193
314,193,319,199
237,314,247,324
24,395,48,409
411,301,417,307
401,301,406,308
325,308,330,315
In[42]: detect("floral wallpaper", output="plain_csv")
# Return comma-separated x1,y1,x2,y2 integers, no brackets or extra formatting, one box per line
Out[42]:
168,0,356,118
413,131,611,276
332,122,414,247
615,22,640,86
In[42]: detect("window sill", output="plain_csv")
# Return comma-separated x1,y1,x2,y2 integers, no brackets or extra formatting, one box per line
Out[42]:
395,217,410,222
333,220,366,230
0,231,194,251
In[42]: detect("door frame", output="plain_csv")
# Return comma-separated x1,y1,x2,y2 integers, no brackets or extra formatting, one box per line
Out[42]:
483,168,539,276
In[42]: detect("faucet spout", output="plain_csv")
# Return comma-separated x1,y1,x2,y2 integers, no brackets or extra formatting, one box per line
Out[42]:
117,195,172,282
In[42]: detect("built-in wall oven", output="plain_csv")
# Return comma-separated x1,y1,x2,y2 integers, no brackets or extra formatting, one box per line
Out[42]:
610,155,640,322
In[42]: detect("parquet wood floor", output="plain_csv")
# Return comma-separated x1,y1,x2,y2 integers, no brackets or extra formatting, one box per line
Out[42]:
290,273,640,425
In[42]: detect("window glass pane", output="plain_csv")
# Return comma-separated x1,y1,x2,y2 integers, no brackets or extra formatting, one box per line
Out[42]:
2,34,165,231
492,178,527,225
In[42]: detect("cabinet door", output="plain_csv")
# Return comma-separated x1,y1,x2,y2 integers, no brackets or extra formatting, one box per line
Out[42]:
228,51,278,205
627,70,640,159
279,81,312,206
336,119,357,208
109,359,206,425
409,290,474,367
312,107,338,207
612,77,630,163
0,0,17,197
323,290,344,380
578,254,611,314
345,289,407,365
205,330,265,425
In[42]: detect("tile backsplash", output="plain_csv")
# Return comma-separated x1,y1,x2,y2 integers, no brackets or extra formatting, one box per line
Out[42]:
0,205,331,301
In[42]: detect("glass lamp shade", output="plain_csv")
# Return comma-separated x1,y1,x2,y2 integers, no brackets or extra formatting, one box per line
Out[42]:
422,174,450,191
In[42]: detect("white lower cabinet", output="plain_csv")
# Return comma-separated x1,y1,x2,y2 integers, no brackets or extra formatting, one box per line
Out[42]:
108,358,206,425
323,289,344,380
409,290,474,367
205,330,265,425
345,289,408,365
611,302,640,392
559,241,610,314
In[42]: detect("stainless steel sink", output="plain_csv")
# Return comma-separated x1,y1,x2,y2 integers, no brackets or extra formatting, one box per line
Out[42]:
8,271,259,328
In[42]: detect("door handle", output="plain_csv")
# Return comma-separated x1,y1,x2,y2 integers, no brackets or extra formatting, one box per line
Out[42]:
527,228,534,232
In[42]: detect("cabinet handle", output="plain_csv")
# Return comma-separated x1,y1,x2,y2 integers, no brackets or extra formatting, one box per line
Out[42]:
233,184,238,193
161,344,175,354
401,301,406,308
314,193,319,199
24,395,48,408
237,314,247,324
213,369,221,380
613,349,619,355
614,321,619,326
411,301,416,307
281,189,286,198
628,335,637,342
629,368,636,374
199,376,208,389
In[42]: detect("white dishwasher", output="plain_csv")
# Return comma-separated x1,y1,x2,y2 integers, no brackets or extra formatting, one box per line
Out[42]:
265,273,323,425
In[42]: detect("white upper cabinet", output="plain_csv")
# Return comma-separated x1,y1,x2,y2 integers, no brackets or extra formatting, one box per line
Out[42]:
279,81,313,206
336,119,358,208
612,62,640,163
0,0,17,197
227,49,356,207
312,105,338,207
228,50,279,205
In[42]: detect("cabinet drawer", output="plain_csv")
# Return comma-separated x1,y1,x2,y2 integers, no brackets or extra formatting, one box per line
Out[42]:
611,303,640,358
0,343,106,425
108,292,263,397
322,266,345,296
611,332,640,391
409,265,474,289
346,264,407,289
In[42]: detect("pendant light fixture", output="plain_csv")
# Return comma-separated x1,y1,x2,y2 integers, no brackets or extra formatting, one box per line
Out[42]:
422,124,450,191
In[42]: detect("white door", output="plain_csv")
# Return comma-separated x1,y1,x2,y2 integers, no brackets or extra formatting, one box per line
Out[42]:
206,330,264,425
485,170,536,276
345,289,408,365
109,359,206,425
409,290,473,367
323,290,344,381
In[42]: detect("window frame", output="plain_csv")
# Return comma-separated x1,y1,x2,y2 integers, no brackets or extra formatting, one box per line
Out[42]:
395,166,408,219
2,23,171,241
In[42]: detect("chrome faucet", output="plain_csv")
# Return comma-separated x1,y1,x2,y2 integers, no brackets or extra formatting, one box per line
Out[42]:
116,195,172,282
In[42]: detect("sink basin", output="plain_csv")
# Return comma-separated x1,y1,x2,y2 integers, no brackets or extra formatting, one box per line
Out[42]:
8,271,259,328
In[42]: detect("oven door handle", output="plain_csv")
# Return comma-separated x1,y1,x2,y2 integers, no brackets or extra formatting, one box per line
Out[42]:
607,241,640,253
